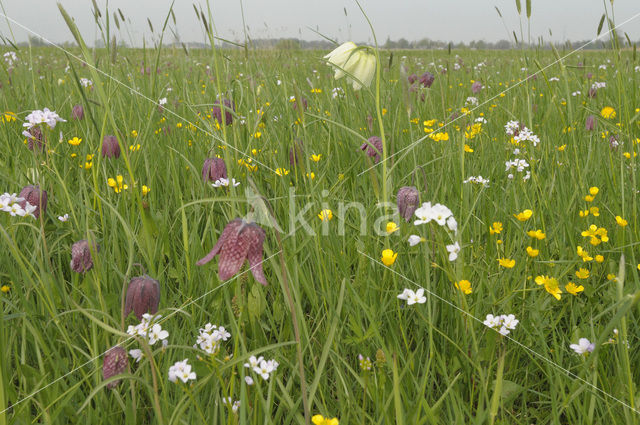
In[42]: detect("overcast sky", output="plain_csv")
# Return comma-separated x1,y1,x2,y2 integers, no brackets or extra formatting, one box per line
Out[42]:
1,0,640,47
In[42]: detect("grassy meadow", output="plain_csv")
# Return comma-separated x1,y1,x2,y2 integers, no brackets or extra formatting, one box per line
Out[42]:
1,5,640,425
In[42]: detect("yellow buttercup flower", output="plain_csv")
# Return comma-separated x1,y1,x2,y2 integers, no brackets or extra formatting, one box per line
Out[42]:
381,249,398,266
489,222,502,235
318,209,333,222
107,175,128,193
565,282,584,296
385,222,399,234
310,154,322,162
498,258,515,268
526,246,539,257
615,216,628,227
576,246,593,262
312,415,339,425
275,168,290,176
575,268,590,279
595,255,604,263
142,185,151,196
526,229,546,240
535,275,562,300
67,137,82,146
600,106,616,119
514,209,533,221
455,280,472,294
589,186,599,196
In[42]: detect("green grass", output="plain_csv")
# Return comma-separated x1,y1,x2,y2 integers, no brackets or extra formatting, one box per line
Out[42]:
0,7,640,425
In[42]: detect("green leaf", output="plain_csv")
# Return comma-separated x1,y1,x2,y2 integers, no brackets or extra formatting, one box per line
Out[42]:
597,14,605,36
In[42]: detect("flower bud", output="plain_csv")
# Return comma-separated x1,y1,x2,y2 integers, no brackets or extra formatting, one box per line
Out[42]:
585,115,596,131
101,135,121,159
124,275,160,320
419,71,434,88
202,157,228,183
360,136,383,164
103,346,128,389
71,104,84,120
70,240,99,273
397,186,419,222
18,185,47,218
212,99,235,126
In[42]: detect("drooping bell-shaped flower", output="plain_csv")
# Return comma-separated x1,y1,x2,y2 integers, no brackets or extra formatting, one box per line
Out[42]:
471,81,483,94
196,218,268,285
202,157,228,183
324,42,376,90
70,239,99,273
18,185,47,218
71,104,84,120
212,99,235,126
26,126,45,152
407,73,418,84
292,96,307,112
360,136,383,164
103,346,128,389
585,115,596,131
397,186,419,222
419,71,435,88
101,135,121,159
124,275,160,320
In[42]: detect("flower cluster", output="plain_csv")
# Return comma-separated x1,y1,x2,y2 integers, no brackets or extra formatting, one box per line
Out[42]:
414,202,457,232
358,354,373,371
126,313,169,346
483,314,519,336
3,51,17,66
0,192,37,218
79,78,93,88
504,120,521,136
463,175,490,187
397,287,426,305
244,355,279,381
212,177,241,188
168,359,197,383
195,323,231,355
581,224,609,246
22,108,66,131
514,127,540,147
505,158,530,181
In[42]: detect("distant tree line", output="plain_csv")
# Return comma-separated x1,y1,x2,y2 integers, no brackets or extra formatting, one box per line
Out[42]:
10,35,634,51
